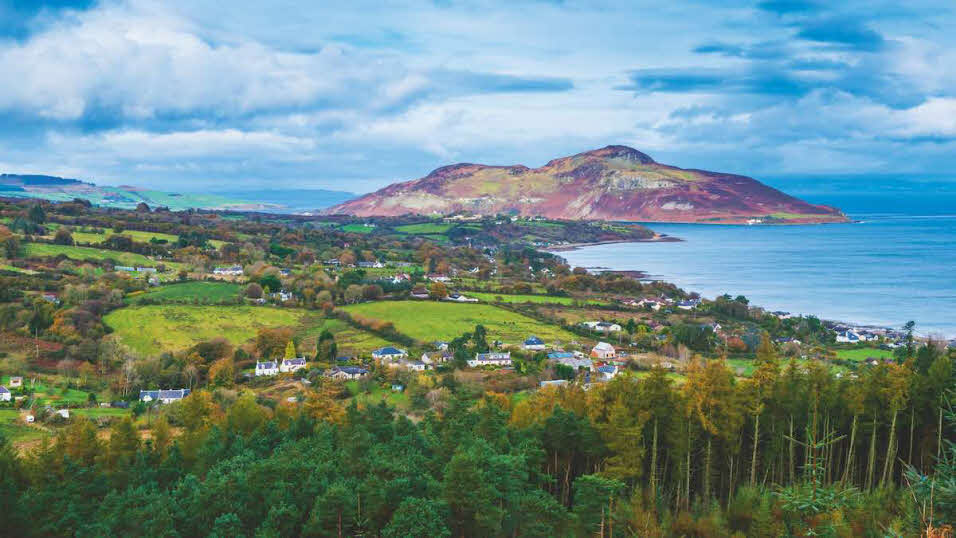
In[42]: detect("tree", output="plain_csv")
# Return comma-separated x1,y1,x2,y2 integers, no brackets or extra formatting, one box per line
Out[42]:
316,329,337,362
284,340,297,359
28,203,46,224
245,283,263,299
429,281,448,300
382,498,450,538
53,228,75,245
572,474,625,537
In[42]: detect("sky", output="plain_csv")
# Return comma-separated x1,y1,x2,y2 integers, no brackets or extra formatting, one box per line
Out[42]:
1,0,955,193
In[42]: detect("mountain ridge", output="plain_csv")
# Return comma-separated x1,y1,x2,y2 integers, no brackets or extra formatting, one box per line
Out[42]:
327,146,848,224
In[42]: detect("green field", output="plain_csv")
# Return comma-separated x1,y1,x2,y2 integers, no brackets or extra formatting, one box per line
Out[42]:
340,224,376,234
301,318,396,355
834,347,895,362
104,305,308,355
130,281,242,304
394,222,453,234
342,300,576,345
24,242,180,269
0,262,38,274
345,380,410,410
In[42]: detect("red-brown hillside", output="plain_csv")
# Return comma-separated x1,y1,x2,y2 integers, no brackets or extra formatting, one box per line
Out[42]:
327,146,847,224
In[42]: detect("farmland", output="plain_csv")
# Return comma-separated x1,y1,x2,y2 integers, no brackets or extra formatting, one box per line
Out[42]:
394,222,454,234
129,281,242,304
468,291,609,306
834,347,896,362
23,242,179,269
104,305,308,355
341,300,577,344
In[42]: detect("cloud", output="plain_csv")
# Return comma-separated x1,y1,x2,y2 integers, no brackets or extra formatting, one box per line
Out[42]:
795,18,885,51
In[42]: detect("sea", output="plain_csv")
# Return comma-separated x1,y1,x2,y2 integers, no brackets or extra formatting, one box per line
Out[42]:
559,176,956,338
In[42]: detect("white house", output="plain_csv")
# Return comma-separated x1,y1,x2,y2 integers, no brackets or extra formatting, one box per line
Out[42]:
596,365,619,381
421,351,452,365
24,414,34,423
326,366,368,380
550,356,593,371
280,357,307,373
140,389,191,404
836,331,861,344
468,352,512,368
540,379,569,388
387,359,428,372
0,386,10,402
255,361,279,376
590,342,616,360
372,347,408,361
9,376,22,388
56,409,70,419
426,274,451,282
445,293,478,303
213,265,244,276
677,299,701,310
637,298,663,311
523,336,546,351
582,321,622,333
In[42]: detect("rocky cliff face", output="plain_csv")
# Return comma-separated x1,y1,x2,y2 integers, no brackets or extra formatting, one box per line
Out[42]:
327,146,847,223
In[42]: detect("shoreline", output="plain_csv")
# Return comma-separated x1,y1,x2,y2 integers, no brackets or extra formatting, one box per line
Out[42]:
543,233,680,253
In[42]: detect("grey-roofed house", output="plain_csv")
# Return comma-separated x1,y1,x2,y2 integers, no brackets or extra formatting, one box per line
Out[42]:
372,346,407,361
139,388,191,404
523,336,546,351
280,357,307,373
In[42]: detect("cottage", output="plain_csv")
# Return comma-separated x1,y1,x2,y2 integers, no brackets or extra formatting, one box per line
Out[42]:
140,389,191,404
445,293,478,303
836,331,861,344
213,265,244,276
388,359,428,372
590,342,616,360
637,298,663,311
547,351,574,360
433,341,450,351
677,299,700,310
421,351,452,365
582,321,622,333
0,386,10,402
372,346,408,361
56,409,70,419
41,293,60,304
136,267,157,273
24,414,34,423
540,379,569,388
426,273,451,282
391,273,411,284
255,361,279,376
596,365,619,381
523,336,546,351
115,265,136,272
468,352,512,368
326,366,369,380
9,376,22,388
551,356,593,370
280,357,307,373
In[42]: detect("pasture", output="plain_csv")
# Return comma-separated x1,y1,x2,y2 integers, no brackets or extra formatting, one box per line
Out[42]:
104,305,307,355
129,281,242,304
834,347,895,362
23,243,182,269
469,291,608,306
342,300,577,344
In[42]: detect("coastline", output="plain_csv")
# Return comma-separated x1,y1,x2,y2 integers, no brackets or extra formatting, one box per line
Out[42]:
543,233,680,253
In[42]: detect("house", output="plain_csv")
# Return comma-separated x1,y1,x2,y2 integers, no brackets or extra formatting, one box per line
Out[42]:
582,321,622,333
421,351,452,365
324,259,340,266
9,376,22,388
41,293,60,304
136,267,157,273
410,287,430,299
468,352,512,368
326,366,368,380
56,409,70,419
548,351,575,360
24,414,34,423
388,359,428,371
445,293,478,303
0,386,10,402
551,356,593,370
357,261,384,269
280,357,307,373
637,298,663,311
213,265,244,276
255,361,279,376
372,346,408,361
391,273,411,284
523,336,546,351
590,342,616,360
540,379,569,388
115,265,135,272
772,311,792,319
836,331,861,344
677,299,700,310
433,341,449,351
596,365,619,381
139,389,191,404
426,273,451,282
272,290,293,302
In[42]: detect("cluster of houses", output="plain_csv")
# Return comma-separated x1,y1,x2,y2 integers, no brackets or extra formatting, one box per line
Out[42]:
835,328,881,344
213,265,244,276
255,357,309,377
581,321,622,333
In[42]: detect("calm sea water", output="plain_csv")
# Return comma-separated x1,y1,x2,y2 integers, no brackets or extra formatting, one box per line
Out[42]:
559,177,956,337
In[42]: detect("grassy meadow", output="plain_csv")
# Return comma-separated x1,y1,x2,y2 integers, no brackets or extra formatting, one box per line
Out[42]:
834,347,896,361
342,300,577,344
128,281,242,304
23,242,183,269
104,305,308,355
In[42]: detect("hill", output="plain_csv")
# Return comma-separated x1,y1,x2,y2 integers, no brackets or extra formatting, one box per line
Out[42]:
327,145,848,224
0,174,354,213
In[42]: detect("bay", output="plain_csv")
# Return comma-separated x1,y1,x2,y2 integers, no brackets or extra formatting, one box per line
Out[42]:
559,176,956,337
